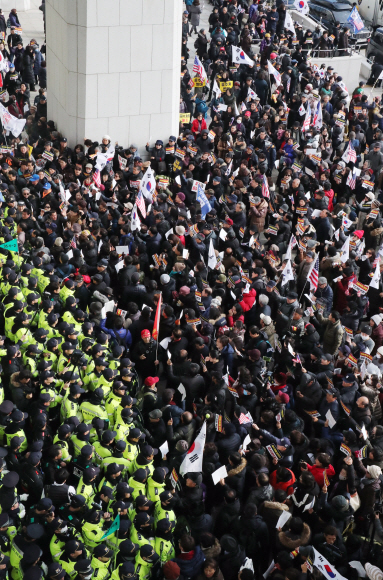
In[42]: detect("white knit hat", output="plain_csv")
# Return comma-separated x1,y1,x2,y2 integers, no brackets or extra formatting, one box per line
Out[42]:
365,563,383,580
367,465,382,479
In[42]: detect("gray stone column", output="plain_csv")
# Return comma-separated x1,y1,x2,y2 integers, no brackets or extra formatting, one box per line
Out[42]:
46,0,182,151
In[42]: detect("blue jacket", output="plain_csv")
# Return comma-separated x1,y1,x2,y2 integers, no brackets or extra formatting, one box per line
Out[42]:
173,545,205,579
220,344,234,375
100,319,132,349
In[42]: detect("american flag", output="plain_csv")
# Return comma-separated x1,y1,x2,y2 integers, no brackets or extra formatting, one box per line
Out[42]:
286,77,291,93
92,169,101,188
70,237,77,249
192,56,207,83
348,142,357,163
262,174,270,199
308,255,320,292
136,189,146,218
302,107,311,132
346,171,356,190
343,142,357,164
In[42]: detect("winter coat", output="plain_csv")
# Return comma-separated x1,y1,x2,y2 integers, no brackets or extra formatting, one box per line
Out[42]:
249,199,268,232
261,320,277,351
259,501,291,538
189,4,202,26
214,499,242,538
269,468,296,496
276,522,311,551
219,538,246,580
335,273,357,313
232,514,269,567
174,545,205,579
215,432,241,463
361,383,382,422
22,51,35,86
225,458,247,499
306,463,335,487
317,312,344,355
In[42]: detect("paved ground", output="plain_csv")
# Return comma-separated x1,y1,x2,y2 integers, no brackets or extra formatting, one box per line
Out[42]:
11,0,45,101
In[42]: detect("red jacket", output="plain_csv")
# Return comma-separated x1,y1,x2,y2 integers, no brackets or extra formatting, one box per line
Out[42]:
269,468,296,496
191,118,207,135
227,314,245,326
306,463,335,487
335,273,356,313
239,289,256,312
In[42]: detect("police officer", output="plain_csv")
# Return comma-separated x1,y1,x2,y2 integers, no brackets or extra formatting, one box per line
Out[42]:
127,470,148,501
154,519,175,563
130,512,155,548
76,467,100,506
154,491,176,528
80,389,108,425
10,524,44,576
93,430,116,465
60,385,85,423
81,511,110,550
105,381,128,427
59,540,86,579
90,544,113,580
70,424,91,459
20,452,44,505
134,544,160,580
0,472,20,521
57,495,88,534
110,561,137,580
71,445,95,486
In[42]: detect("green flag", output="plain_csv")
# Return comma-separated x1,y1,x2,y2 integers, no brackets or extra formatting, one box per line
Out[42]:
100,513,120,540
0,239,18,252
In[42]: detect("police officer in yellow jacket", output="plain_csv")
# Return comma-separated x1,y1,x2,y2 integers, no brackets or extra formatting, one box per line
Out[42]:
82,511,110,550
154,491,176,528
146,467,167,503
153,519,175,563
110,561,137,580
130,512,155,549
59,540,87,579
90,544,113,580
128,445,156,477
80,388,108,425
105,381,128,427
135,544,160,580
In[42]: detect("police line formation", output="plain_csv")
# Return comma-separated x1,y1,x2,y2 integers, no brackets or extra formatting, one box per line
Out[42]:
0,2,382,580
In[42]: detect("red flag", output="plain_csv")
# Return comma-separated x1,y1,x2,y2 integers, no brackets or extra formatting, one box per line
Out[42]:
152,294,162,341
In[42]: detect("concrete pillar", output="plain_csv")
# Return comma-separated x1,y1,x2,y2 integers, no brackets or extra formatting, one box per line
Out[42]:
46,0,182,153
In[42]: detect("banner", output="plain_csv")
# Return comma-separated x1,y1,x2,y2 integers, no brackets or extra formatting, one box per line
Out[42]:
0,103,26,137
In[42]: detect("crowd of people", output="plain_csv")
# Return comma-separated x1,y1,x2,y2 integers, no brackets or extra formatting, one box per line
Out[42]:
0,2,381,580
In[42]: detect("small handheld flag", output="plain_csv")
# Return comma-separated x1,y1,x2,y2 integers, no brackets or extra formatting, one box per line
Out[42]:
0,238,18,252
100,514,120,540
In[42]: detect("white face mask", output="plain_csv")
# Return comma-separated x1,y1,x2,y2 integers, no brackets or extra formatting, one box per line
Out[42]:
339,475,347,480
60,526,68,534
361,334,369,341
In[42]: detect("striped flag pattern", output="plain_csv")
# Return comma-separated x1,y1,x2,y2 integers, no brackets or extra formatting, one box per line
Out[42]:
136,189,146,219
262,174,270,199
346,171,356,190
92,169,101,188
308,256,319,292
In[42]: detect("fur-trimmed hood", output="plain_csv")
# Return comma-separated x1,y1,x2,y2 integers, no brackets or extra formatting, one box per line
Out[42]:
227,457,247,477
263,501,290,512
278,522,311,549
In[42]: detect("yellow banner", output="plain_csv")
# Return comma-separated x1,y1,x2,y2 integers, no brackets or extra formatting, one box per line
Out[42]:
219,80,233,92
179,113,190,123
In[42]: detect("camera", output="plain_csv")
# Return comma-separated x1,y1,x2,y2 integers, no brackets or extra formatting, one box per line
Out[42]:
71,350,87,367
